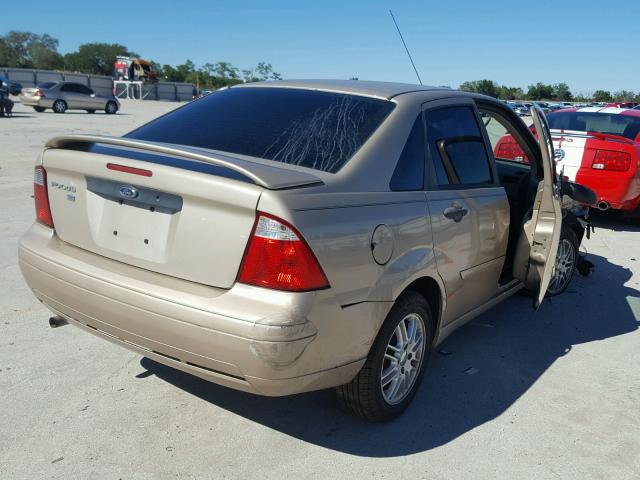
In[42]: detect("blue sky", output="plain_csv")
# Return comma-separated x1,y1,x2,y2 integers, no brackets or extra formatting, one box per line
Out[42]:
8,0,640,93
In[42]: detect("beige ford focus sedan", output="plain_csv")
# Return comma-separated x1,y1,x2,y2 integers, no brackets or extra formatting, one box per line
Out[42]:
19,80,572,421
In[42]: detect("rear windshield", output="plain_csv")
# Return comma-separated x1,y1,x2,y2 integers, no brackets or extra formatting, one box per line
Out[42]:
548,112,640,140
126,87,395,173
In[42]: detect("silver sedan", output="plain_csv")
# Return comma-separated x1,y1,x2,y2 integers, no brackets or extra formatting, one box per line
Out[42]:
21,81,120,114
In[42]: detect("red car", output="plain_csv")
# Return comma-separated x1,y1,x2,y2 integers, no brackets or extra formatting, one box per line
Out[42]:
494,108,640,215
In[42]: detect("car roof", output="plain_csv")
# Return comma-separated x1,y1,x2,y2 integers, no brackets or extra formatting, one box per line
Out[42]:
552,106,640,117
232,79,452,100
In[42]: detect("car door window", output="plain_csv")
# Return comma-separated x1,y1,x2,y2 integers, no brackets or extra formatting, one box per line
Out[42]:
483,110,531,166
62,83,84,93
390,115,425,191
78,85,93,95
425,106,493,187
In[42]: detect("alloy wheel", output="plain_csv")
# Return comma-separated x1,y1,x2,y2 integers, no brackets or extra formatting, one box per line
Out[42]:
548,238,576,295
380,313,426,405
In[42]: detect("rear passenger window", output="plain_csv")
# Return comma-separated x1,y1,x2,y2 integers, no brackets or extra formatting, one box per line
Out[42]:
390,115,425,191
426,106,494,186
61,83,82,93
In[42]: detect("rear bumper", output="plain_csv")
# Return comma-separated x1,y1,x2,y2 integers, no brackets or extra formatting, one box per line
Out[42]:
20,96,53,108
19,223,369,396
576,168,640,211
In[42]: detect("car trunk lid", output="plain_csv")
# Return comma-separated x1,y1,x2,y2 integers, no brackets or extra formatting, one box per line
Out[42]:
42,135,324,288
551,129,589,181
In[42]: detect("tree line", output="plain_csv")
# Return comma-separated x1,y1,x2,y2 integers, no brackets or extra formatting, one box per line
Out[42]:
459,79,639,103
0,31,281,89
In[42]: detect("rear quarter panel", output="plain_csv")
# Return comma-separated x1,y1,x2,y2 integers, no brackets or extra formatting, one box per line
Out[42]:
257,189,441,363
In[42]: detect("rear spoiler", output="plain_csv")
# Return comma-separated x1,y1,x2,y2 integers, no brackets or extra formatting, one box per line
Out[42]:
550,130,634,145
45,134,325,190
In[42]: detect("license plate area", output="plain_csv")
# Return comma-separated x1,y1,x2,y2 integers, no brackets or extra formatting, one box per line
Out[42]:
86,177,182,263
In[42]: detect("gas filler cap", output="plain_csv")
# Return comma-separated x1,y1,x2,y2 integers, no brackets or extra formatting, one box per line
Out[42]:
371,224,394,265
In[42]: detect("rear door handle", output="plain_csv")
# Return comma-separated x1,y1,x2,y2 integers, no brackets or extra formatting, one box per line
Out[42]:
443,205,468,222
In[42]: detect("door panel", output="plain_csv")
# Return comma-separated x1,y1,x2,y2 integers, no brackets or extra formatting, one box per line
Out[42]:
427,188,509,324
423,98,510,324
60,84,86,109
513,107,562,307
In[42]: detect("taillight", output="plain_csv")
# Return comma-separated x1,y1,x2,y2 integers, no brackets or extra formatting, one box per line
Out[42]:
34,166,54,228
34,89,44,98
495,141,529,164
237,213,329,292
591,150,632,171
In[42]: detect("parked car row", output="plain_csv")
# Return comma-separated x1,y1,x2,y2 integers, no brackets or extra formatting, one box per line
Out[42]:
506,101,573,116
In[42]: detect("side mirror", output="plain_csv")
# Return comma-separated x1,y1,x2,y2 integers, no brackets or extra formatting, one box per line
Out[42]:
562,181,597,206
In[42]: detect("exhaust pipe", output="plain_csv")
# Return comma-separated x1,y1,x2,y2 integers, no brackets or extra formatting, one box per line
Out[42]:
49,316,68,328
597,201,610,211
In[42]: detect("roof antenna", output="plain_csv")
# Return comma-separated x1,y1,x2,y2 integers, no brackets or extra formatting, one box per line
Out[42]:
389,9,423,85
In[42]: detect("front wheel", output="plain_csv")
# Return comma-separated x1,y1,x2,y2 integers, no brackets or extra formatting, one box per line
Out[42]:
547,226,578,296
336,291,433,422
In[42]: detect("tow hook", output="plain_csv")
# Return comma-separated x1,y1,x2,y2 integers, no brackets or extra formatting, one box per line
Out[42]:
49,316,68,328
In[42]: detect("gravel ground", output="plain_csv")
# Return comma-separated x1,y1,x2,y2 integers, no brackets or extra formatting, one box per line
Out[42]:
1,99,639,480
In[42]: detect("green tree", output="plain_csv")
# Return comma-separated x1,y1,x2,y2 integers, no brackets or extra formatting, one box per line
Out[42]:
526,82,555,100
552,83,573,101
242,62,282,82
613,90,635,102
0,31,62,69
593,90,613,103
459,79,500,98
573,92,592,103
64,43,136,76
498,85,524,100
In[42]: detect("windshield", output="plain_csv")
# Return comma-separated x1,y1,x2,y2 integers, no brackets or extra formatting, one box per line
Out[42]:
547,112,640,140
126,87,395,173
37,82,56,89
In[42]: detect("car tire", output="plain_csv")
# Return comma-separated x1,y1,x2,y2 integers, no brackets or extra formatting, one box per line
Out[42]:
105,101,118,114
335,291,433,422
86,109,95,114
33,107,45,113
547,226,578,296
52,100,67,114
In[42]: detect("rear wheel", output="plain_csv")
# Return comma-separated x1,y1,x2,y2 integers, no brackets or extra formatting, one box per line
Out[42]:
105,101,118,114
52,100,66,114
33,106,45,113
547,226,578,296
86,109,95,114
336,291,433,422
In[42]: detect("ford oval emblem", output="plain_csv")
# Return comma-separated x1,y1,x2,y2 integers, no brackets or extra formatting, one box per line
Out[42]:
119,185,138,199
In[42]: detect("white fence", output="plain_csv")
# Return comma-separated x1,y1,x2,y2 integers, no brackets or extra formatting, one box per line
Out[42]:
0,67,193,101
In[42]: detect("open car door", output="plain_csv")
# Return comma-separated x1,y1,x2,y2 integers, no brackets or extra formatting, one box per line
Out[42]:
513,106,563,308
